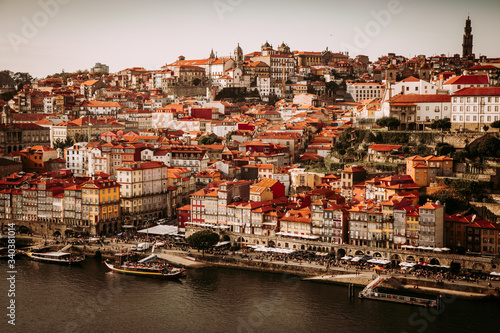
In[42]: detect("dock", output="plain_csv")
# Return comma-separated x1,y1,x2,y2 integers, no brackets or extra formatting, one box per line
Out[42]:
156,251,206,268
359,276,439,308
60,244,72,252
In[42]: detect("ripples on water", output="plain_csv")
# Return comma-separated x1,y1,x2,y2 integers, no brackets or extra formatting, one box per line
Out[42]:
0,259,498,333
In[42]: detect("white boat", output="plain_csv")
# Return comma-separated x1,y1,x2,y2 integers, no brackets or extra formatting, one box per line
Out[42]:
26,251,85,265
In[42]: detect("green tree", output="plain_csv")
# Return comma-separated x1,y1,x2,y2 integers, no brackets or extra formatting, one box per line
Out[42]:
12,72,33,89
452,149,468,162
74,133,89,143
476,136,500,158
225,131,233,143
0,70,14,86
198,134,222,145
53,137,74,150
186,229,220,257
307,85,316,94
268,93,278,106
435,142,456,156
430,118,451,131
376,116,400,130
192,78,201,86
490,120,500,131
416,143,429,156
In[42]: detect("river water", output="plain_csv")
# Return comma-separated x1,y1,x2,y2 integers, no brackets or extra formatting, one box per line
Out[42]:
1,258,498,333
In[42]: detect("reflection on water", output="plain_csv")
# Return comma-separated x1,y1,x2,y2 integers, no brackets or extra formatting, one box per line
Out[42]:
0,258,498,333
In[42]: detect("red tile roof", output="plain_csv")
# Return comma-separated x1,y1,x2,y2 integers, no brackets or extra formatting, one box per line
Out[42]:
390,94,451,103
444,75,489,85
453,87,500,96
369,144,402,152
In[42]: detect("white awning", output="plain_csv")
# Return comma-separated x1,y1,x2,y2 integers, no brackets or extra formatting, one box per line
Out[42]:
137,225,179,236
215,241,230,247
399,262,416,267
367,259,390,265
276,232,319,239
251,245,295,254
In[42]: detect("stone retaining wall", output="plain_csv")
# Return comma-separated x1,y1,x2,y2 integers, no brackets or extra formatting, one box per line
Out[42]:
196,255,330,277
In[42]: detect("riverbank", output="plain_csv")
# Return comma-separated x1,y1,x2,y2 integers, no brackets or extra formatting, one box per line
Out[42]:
187,252,500,300
21,236,500,300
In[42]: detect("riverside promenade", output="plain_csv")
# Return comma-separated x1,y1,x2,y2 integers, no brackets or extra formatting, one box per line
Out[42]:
21,235,500,299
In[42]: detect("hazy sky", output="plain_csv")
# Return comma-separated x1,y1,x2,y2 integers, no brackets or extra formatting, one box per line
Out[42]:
1,0,499,78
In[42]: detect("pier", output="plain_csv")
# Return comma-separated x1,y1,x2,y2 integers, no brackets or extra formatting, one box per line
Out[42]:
359,276,439,308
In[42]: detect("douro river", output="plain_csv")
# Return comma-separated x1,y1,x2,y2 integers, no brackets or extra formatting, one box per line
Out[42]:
1,258,498,333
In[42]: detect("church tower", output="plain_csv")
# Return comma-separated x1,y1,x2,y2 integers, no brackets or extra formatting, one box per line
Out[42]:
462,16,473,58
1,105,13,126
234,43,243,69
418,62,431,82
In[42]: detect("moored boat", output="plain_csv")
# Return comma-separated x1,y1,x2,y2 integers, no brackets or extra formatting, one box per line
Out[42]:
104,253,186,279
26,251,85,265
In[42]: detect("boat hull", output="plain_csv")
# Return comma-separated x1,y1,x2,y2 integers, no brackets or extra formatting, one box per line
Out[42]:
104,261,185,279
26,252,84,265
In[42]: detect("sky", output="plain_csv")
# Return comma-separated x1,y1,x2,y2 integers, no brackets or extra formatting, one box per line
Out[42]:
1,0,499,78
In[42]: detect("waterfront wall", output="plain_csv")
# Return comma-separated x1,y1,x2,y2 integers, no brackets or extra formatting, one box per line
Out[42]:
396,277,488,295
196,254,330,277
224,232,500,272
438,132,486,148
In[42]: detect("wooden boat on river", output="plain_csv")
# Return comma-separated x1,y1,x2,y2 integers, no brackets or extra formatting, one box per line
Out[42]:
104,253,186,279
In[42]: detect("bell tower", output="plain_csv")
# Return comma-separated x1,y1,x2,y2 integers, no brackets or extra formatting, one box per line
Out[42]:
1,105,13,126
234,43,244,69
462,16,473,58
